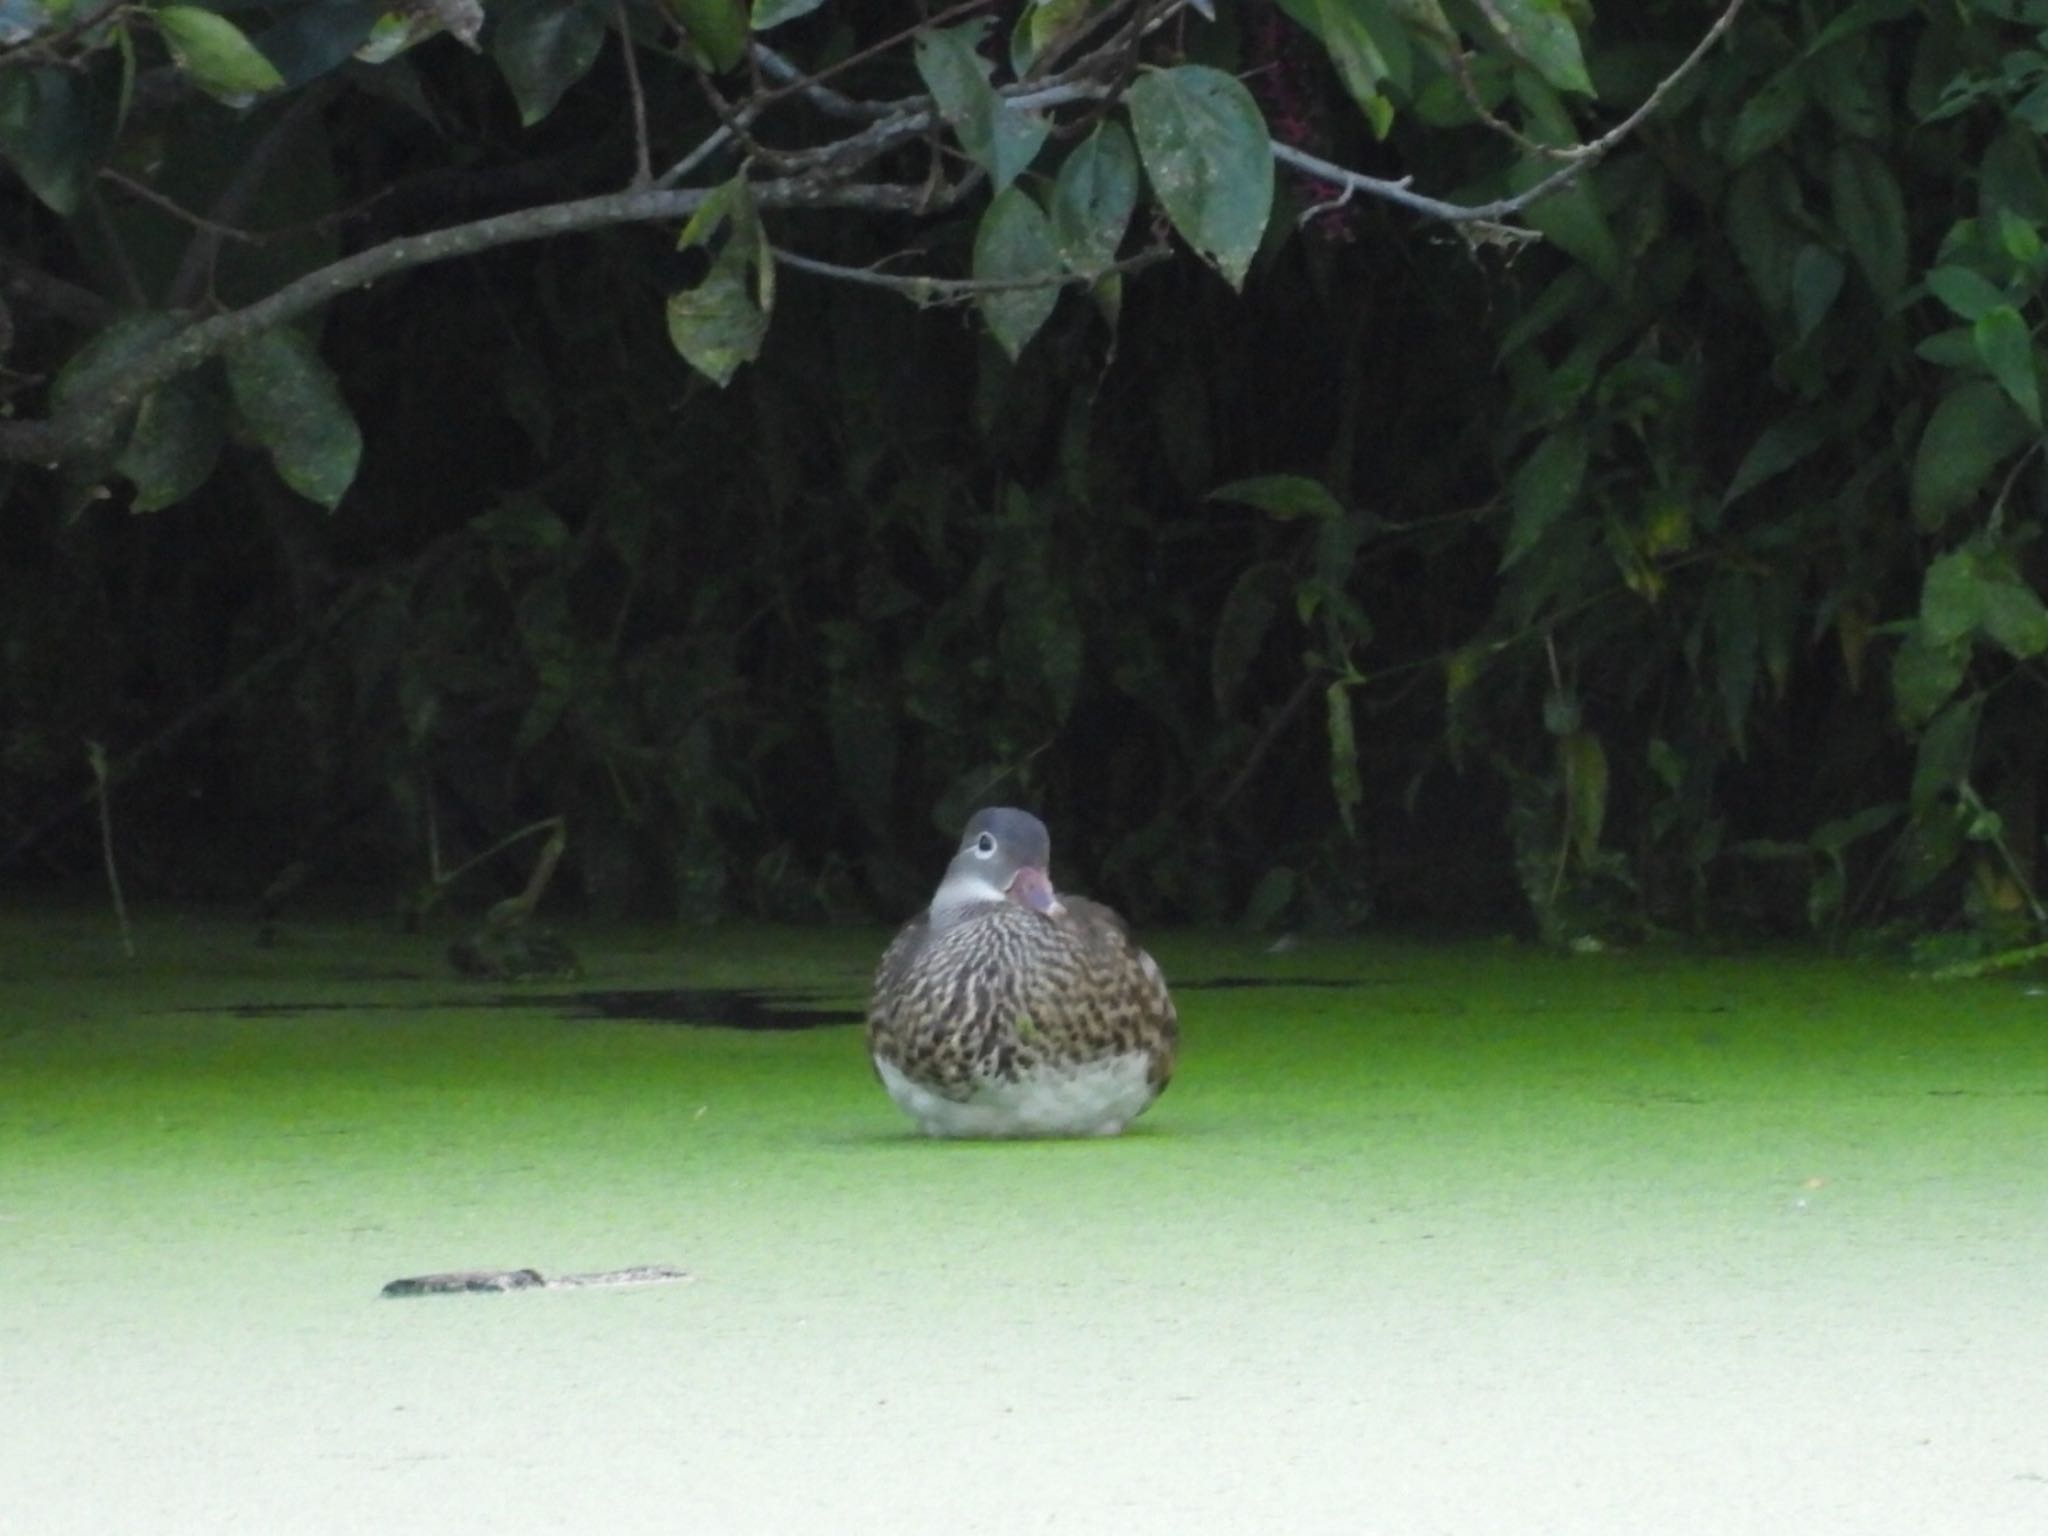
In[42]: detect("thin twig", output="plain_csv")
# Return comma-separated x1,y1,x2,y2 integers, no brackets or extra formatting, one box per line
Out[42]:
771,241,1171,301
1272,0,1748,227
616,0,653,188
87,741,135,959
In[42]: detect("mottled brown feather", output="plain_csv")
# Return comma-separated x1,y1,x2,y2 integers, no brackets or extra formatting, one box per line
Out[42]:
867,897,1178,1107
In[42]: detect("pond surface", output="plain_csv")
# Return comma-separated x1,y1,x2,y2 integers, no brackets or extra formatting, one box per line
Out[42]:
3,908,2045,1534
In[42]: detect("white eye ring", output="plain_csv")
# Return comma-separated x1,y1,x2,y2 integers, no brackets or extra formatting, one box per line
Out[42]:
974,833,997,857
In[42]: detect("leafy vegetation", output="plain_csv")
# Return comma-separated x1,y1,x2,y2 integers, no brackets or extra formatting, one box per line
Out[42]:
3,0,2048,957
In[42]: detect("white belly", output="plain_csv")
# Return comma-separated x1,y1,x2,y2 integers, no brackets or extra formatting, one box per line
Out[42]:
874,1051,1159,1139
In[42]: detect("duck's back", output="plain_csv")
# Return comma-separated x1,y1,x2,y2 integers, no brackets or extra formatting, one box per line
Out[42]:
867,900,1177,1137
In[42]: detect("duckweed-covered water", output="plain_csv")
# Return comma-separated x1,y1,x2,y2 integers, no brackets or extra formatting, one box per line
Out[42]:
3,908,2045,1534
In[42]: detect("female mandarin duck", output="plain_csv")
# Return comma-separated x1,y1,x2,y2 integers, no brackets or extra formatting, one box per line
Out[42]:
867,807,1178,1138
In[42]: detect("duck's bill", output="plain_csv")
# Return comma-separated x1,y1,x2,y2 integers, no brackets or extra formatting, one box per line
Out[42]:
1006,865,1067,917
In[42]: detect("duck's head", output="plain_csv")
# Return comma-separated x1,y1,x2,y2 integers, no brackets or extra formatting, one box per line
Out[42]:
929,807,1066,930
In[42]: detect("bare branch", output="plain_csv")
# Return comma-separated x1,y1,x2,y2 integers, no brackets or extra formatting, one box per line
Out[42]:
0,174,947,467
1274,0,1746,227
616,0,653,188
773,241,1173,302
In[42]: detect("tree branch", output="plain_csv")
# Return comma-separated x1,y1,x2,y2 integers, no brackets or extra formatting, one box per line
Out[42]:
0,174,945,467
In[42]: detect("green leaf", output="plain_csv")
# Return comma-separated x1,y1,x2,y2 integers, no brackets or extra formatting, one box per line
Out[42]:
1810,801,1901,858
1790,244,1844,341
1050,121,1137,273
51,312,189,423
1726,160,1805,314
1722,416,1826,507
1481,0,1592,97
1008,0,1087,77
1206,473,1344,521
1979,567,2048,658
1127,65,1274,290
1560,730,1607,867
1920,548,1982,650
666,264,768,386
224,328,362,510
1211,560,1291,712
155,6,286,103
1829,141,1907,304
1727,70,1804,166
115,372,224,512
916,21,1051,194
752,0,825,30
669,0,745,69
1240,866,1298,930
973,187,1063,360
1296,0,1407,138
1326,681,1362,834
1972,306,2042,426
1926,265,2006,322
1891,630,1967,727
1513,158,1619,286
0,65,92,214
1501,424,1588,569
491,0,607,126
1911,696,1981,813
1909,382,2032,531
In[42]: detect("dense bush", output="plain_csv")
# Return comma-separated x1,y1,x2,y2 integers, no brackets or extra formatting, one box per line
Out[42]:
3,1,2046,954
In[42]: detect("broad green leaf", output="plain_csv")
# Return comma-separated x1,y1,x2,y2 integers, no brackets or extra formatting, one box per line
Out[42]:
1926,265,2007,322
1560,730,1607,867
1810,801,1901,858
1513,158,1619,286
1790,245,1844,340
1212,560,1291,712
491,0,606,126
1972,306,2042,426
1326,681,1362,834
1829,141,1907,304
1915,327,1978,369
670,0,745,69
115,372,224,512
1206,473,1344,521
972,187,1062,360
1909,382,2032,531
1726,160,1805,314
0,66,91,214
1910,696,1981,812
51,311,190,422
752,0,825,30
1008,0,1087,77
1919,548,1981,650
1996,207,2042,267
155,6,285,103
666,264,768,386
1050,121,1137,273
1707,574,1759,748
1500,424,1588,569
1807,35,1886,140
1481,0,1592,97
1728,71,1804,166
1127,65,1273,290
225,328,362,510
1891,630,1967,726
1722,417,1825,507
916,22,1051,194
1240,866,1298,930
1978,565,2048,658
1292,0,1408,138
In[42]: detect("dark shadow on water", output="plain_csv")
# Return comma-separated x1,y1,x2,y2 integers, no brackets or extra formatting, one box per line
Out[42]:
170,976,1371,1030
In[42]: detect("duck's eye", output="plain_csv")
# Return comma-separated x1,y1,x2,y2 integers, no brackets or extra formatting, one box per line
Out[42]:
974,833,997,857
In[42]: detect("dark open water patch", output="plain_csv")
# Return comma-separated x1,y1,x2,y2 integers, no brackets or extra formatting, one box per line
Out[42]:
168,977,1370,1030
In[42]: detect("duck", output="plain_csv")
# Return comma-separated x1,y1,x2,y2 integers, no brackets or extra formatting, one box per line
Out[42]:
867,807,1178,1138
